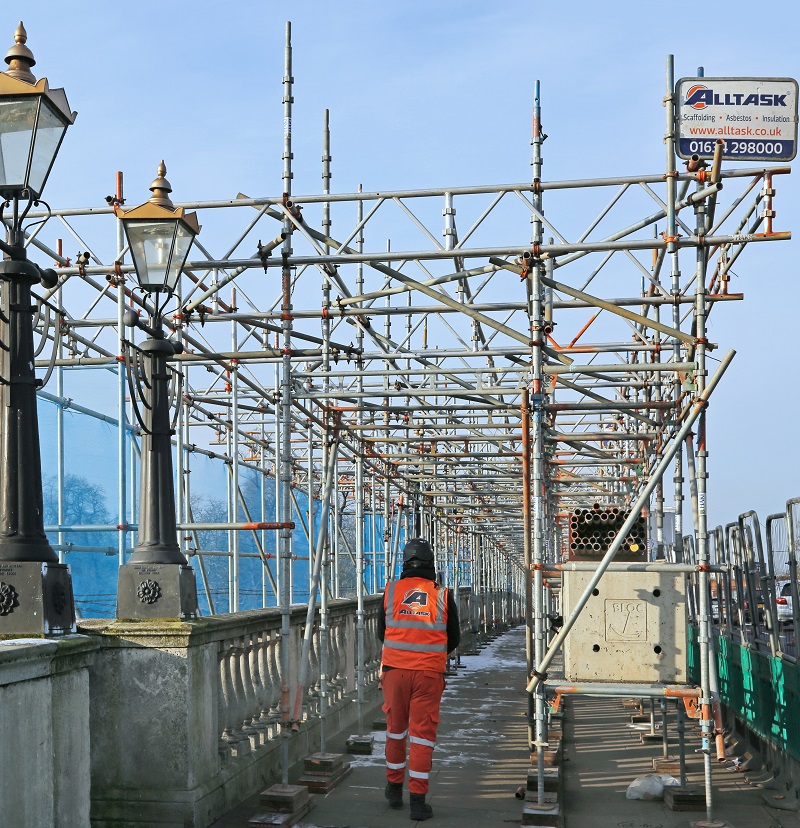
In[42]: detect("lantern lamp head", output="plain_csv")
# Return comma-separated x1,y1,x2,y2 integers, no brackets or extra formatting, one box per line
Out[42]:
0,22,76,200
118,161,200,296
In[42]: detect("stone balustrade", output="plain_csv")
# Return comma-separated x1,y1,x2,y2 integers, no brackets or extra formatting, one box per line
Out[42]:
1,586,496,827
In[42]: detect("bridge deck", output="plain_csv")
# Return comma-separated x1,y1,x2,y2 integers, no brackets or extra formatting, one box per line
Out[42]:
214,627,798,827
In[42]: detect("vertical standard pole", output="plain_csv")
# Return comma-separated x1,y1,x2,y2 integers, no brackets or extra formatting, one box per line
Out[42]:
664,56,684,568
333,472,340,598
530,79,548,803
521,389,535,749
293,436,339,732
55,250,65,566
226,424,234,609
115,172,128,567
353,176,367,733
383,459,391,581
692,146,715,823
307,420,315,593
319,424,332,752
231,293,240,611
321,107,332,603
278,19,294,784
174,266,189,579
371,469,378,591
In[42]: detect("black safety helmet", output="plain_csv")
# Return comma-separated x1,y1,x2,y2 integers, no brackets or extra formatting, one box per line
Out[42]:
403,537,434,567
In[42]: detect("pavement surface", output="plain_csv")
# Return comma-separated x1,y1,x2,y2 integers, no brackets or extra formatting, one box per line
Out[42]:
214,626,800,827
565,694,800,828
214,626,531,826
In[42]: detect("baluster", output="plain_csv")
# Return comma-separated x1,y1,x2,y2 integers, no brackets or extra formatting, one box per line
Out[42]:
362,613,372,685
217,641,235,762
230,638,253,755
243,634,265,747
255,632,273,733
308,620,321,717
336,615,348,699
337,610,356,698
267,628,282,736
325,614,339,702
368,608,380,683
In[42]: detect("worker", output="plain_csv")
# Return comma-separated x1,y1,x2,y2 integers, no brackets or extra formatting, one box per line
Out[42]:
377,537,460,821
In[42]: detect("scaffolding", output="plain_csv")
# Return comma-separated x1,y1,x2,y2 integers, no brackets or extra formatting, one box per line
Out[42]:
19,28,791,820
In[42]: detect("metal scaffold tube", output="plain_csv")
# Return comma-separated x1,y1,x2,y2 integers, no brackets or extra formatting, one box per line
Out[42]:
278,19,294,784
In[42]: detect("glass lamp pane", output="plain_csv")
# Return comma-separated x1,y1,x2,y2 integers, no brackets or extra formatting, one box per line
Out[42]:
0,97,38,192
28,98,68,197
125,220,175,292
164,222,195,293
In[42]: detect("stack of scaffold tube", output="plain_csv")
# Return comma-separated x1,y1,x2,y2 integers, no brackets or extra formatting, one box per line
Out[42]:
567,504,646,561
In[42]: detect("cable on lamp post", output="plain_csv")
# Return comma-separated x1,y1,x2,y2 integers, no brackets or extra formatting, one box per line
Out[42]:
115,162,201,620
0,22,77,636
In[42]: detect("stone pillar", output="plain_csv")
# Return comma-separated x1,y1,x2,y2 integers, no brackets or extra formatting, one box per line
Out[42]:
0,636,97,826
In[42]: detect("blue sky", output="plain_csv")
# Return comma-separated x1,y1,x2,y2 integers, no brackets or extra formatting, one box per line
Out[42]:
13,1,800,533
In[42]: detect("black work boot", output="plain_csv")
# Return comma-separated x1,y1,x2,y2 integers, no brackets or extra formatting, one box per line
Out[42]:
385,781,404,809
409,793,432,821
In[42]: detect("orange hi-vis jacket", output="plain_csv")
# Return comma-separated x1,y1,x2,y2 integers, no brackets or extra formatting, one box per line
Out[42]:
382,577,449,672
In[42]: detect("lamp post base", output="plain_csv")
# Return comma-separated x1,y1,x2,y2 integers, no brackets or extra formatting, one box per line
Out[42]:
117,563,199,620
0,561,76,637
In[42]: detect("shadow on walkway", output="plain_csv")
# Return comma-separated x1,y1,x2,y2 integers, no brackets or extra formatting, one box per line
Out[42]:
214,626,530,827
216,624,799,827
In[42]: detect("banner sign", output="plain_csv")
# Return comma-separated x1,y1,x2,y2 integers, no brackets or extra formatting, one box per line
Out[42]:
676,77,798,161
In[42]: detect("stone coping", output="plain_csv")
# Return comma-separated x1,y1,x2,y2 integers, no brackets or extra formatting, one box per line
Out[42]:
77,595,385,648
0,633,99,685
75,588,477,648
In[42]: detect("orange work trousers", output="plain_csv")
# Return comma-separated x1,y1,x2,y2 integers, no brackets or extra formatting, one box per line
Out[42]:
381,668,445,795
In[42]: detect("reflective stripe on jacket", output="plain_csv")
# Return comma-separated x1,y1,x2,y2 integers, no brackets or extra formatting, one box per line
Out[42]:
382,577,448,672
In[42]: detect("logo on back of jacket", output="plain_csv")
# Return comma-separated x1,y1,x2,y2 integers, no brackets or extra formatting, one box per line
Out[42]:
399,589,431,617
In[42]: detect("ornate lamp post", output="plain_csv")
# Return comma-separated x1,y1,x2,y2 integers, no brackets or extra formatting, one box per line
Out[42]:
116,162,200,619
0,23,76,635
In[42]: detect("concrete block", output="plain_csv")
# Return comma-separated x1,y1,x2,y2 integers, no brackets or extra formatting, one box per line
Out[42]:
526,765,560,792
346,734,374,754
259,784,310,812
302,752,344,773
297,762,352,793
248,797,314,826
531,742,561,767
372,717,387,731
522,796,561,826
562,570,687,683
653,756,683,774
664,785,705,811
296,752,352,793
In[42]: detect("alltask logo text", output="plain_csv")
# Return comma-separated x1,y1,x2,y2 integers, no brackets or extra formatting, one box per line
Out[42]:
685,84,788,110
